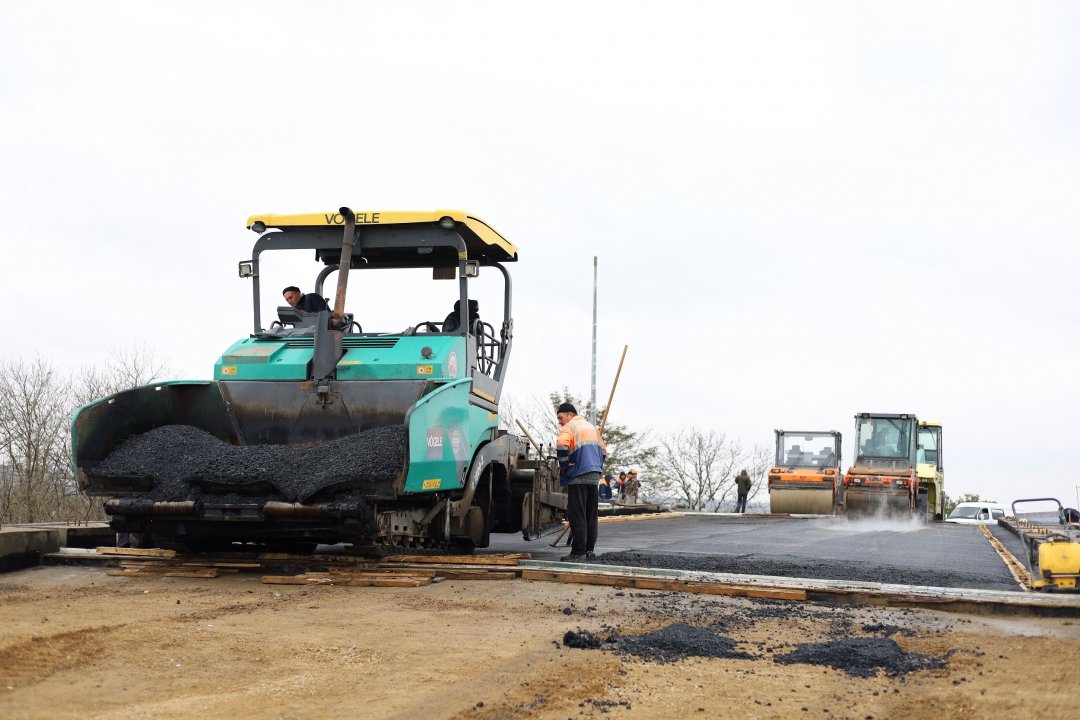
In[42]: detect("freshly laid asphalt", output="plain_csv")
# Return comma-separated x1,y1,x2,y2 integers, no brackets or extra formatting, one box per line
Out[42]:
488,514,1024,592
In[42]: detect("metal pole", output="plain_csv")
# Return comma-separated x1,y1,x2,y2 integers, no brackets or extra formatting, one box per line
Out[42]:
590,256,597,425
331,207,356,328
599,345,628,436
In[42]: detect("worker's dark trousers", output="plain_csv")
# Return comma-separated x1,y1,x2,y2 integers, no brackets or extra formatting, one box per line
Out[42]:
566,481,599,555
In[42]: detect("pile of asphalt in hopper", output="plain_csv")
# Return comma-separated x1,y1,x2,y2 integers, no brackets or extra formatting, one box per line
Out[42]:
774,637,948,677
92,424,405,502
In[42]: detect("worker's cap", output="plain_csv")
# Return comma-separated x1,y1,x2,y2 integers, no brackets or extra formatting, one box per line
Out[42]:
556,402,576,414
630,469,638,474
605,473,614,480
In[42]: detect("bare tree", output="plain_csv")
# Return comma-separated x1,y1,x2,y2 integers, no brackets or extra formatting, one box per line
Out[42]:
501,388,654,474
647,427,770,511
0,347,174,524
73,344,173,407
0,357,71,523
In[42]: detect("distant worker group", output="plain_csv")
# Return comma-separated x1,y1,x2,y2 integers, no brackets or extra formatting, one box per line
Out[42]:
599,469,640,504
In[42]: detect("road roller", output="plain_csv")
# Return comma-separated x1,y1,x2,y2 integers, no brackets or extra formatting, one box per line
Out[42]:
767,430,842,514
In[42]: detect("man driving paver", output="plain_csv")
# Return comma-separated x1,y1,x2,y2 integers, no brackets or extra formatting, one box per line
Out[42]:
282,286,329,314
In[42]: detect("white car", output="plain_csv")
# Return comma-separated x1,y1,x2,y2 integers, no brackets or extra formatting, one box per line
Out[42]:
945,501,1008,524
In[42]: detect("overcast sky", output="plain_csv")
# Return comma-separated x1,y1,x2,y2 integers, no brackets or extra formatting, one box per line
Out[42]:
2,2,1078,507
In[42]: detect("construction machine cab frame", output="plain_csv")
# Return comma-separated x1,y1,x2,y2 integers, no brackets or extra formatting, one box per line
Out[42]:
775,431,842,470
916,421,944,520
767,430,842,515
240,210,517,397
844,412,927,518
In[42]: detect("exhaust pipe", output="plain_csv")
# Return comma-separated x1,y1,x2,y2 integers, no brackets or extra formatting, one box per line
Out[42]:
312,206,357,381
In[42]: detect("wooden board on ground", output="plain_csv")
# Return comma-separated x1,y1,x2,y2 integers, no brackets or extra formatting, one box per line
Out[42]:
180,561,262,569
163,569,220,578
599,512,685,523
382,553,527,565
520,568,807,601
95,547,177,558
262,573,433,587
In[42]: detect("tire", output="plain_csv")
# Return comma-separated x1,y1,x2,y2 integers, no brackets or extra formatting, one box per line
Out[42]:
916,492,929,521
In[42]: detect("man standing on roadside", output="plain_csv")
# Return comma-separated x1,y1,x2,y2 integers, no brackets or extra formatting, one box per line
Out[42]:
735,469,752,513
625,469,640,504
556,402,606,562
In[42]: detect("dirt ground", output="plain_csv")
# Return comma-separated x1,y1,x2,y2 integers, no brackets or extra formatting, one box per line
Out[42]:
0,565,1077,719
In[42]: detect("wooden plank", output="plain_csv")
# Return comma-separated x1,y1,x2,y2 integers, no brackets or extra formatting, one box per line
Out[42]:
181,561,262,569
96,547,177,558
979,524,1031,592
520,568,807,601
260,574,432,587
119,561,171,568
262,575,334,585
107,569,153,577
331,576,433,587
437,570,516,581
382,565,524,578
598,512,684,524
329,568,438,578
382,554,525,565
163,569,220,578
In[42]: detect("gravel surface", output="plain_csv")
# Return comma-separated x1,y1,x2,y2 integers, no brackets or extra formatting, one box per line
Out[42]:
595,550,1019,591
92,424,406,502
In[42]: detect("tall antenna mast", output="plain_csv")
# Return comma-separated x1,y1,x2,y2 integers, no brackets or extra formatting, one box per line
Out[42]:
590,255,598,424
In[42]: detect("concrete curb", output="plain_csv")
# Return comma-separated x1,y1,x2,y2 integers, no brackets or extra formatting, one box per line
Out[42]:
519,560,1080,616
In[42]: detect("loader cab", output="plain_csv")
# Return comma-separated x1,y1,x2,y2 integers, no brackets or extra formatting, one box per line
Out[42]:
853,413,917,469
916,422,942,470
916,421,945,521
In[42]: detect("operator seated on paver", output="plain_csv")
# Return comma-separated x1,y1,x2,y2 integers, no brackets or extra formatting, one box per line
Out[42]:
282,286,329,314
443,299,480,333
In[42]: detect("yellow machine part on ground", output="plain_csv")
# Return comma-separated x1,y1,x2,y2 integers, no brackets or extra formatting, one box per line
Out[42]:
1036,541,1080,591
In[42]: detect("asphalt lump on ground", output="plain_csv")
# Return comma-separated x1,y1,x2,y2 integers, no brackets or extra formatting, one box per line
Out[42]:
774,637,949,677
